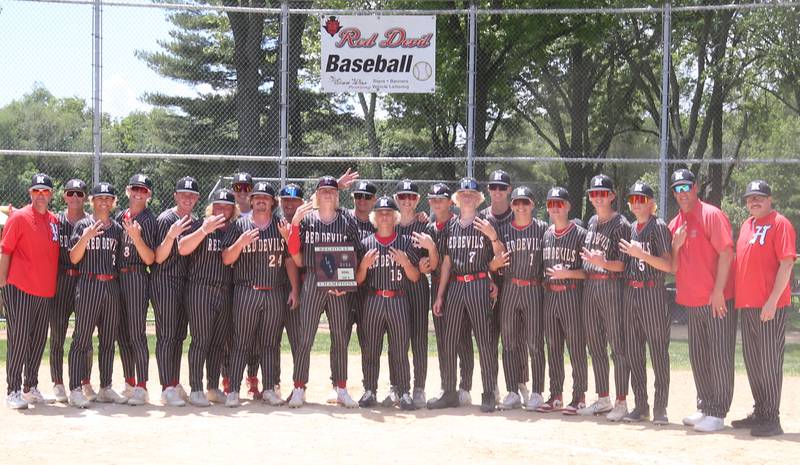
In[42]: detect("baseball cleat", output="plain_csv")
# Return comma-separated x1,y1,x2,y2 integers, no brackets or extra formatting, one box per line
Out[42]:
189,391,211,407
81,383,98,402
161,387,186,407
623,404,650,422
69,388,91,409
458,389,472,406
578,396,612,416
693,415,724,433
427,391,459,409
412,388,426,409
206,389,226,404
731,412,763,429
128,387,148,406
6,391,29,410
381,388,399,407
225,392,240,408
399,393,418,411
174,384,190,402
498,392,521,410
535,395,563,413
750,418,783,437
326,388,339,405
652,408,669,425
121,383,135,401
96,387,128,404
358,390,377,408
53,384,69,403
525,392,545,411
262,389,284,406
518,383,530,406
288,387,305,408
22,387,45,404
605,399,629,421
480,392,496,413
336,387,358,408
682,410,705,426
562,395,586,415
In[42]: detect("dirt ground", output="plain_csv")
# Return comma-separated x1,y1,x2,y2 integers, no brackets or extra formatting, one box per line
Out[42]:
1,355,797,465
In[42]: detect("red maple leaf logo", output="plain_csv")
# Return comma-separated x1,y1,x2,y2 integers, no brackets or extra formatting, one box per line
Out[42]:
323,16,341,37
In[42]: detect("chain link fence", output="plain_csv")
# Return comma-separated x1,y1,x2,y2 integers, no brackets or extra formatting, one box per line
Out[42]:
1,1,800,229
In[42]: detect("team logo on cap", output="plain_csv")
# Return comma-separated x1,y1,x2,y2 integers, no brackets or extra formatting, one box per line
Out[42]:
358,181,367,190
675,171,684,180
403,181,412,190
184,180,193,189
494,173,503,181
219,191,227,200
750,181,760,191
138,175,147,183
36,175,45,184
238,174,248,182
594,177,603,187
257,182,267,190
633,182,644,192
101,184,109,193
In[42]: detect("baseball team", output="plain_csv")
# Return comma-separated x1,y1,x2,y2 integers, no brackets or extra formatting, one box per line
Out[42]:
0,167,794,438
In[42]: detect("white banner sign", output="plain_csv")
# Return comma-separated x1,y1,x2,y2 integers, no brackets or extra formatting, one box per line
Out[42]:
320,15,436,93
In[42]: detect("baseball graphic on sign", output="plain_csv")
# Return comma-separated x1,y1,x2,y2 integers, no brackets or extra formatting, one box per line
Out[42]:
412,61,433,81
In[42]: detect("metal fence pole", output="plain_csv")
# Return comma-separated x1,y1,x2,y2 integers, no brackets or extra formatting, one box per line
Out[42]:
465,2,477,178
658,1,672,218
92,0,102,184
279,0,289,186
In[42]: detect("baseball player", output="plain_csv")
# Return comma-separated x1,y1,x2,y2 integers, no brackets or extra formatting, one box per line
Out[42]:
577,174,631,418
67,182,127,407
356,196,430,410
428,177,503,413
48,179,88,403
279,183,305,223
152,176,200,407
426,183,475,407
177,188,238,406
1,174,60,409
221,182,300,407
286,175,361,408
536,187,588,415
115,174,157,406
618,182,673,424
731,180,795,437
668,169,736,433
351,180,378,239
491,186,548,411
232,172,254,220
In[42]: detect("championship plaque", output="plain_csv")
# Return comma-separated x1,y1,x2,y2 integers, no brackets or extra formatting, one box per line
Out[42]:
314,243,357,291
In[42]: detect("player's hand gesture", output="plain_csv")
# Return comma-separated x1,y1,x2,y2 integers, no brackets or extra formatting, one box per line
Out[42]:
200,214,227,235
490,251,510,270
278,218,291,242
287,289,300,310
337,168,360,190
672,223,687,250
122,217,142,241
619,239,645,259
83,220,105,239
419,257,433,273
580,247,607,267
473,217,498,241
291,201,315,226
432,297,444,317
361,248,379,269
167,215,193,240
238,228,260,247
415,211,429,224
389,247,411,267
412,232,435,251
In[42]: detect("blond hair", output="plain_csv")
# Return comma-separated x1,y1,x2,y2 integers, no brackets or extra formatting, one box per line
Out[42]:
204,202,241,221
627,199,658,216
368,210,401,228
311,191,339,210
452,191,485,210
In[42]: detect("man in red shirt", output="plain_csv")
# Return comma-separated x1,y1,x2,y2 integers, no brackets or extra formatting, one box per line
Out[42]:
668,169,736,433
731,180,795,437
1,173,60,409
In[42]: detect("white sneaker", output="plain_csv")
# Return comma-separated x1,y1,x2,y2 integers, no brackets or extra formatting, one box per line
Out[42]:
6,391,28,409
381,388,399,407
288,387,305,408
262,389,285,406
22,387,45,404
189,391,211,407
82,384,98,402
96,387,128,404
458,389,472,406
128,387,148,406
121,383,135,401
682,410,705,426
412,388,426,409
694,415,724,433
69,388,91,408
53,384,68,403
336,387,358,408
606,399,629,421
174,384,190,402
274,384,282,399
498,392,521,410
526,392,544,411
206,389,226,404
578,396,613,416
326,388,339,404
225,392,240,408
428,390,444,404
161,387,186,407
518,383,530,406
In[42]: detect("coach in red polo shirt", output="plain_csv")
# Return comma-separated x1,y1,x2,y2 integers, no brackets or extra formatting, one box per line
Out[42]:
1,173,60,409
731,180,795,437
668,169,736,433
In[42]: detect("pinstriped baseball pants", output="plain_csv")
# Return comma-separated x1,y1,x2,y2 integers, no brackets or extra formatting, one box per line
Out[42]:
3,285,51,394
407,276,430,391
583,279,628,397
186,282,232,392
499,283,545,393
740,307,787,420
49,274,77,385
625,285,670,410
152,275,188,387
432,279,474,392
119,271,151,385
544,287,588,397
360,294,411,393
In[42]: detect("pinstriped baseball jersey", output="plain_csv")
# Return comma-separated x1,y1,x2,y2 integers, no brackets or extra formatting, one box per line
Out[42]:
442,216,493,274
396,220,430,259
348,208,376,240
57,212,79,270
582,213,630,274
70,215,123,275
359,234,420,291
497,218,548,280
299,210,360,269
115,208,158,267
480,206,513,228
186,221,235,286
226,215,289,288
542,222,587,282
152,209,195,277
624,217,671,281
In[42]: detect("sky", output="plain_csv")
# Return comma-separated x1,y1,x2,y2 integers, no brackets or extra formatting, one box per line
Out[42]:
0,1,201,119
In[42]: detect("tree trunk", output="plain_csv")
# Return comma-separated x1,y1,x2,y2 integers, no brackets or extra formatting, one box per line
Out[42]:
358,92,382,178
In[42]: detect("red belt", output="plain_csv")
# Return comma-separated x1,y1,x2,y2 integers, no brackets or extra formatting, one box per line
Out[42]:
511,278,540,287
547,283,577,292
373,289,404,298
85,273,115,282
120,266,145,274
63,269,80,277
452,272,489,283
253,286,273,291
588,273,617,280
627,280,657,289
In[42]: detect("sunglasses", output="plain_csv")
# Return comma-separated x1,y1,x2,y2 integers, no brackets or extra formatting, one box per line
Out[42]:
396,193,418,201
588,190,610,199
65,191,85,198
511,199,532,206
30,188,52,196
353,193,374,201
129,185,150,194
488,184,509,192
233,184,253,193
673,184,692,193
627,195,650,205
546,200,565,209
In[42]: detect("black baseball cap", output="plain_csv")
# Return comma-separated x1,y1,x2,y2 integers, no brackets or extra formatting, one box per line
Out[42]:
279,183,304,199
457,177,480,192
587,174,614,192
250,181,276,198
374,196,399,211
488,170,511,187
90,182,116,198
211,188,236,205
427,183,452,199
233,172,253,186
628,181,655,199
175,176,200,194
511,186,535,202
670,169,696,188
546,187,571,202
30,173,54,190
395,179,419,195
64,179,88,194
316,175,339,191
743,180,772,198
353,181,377,196
128,174,153,190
